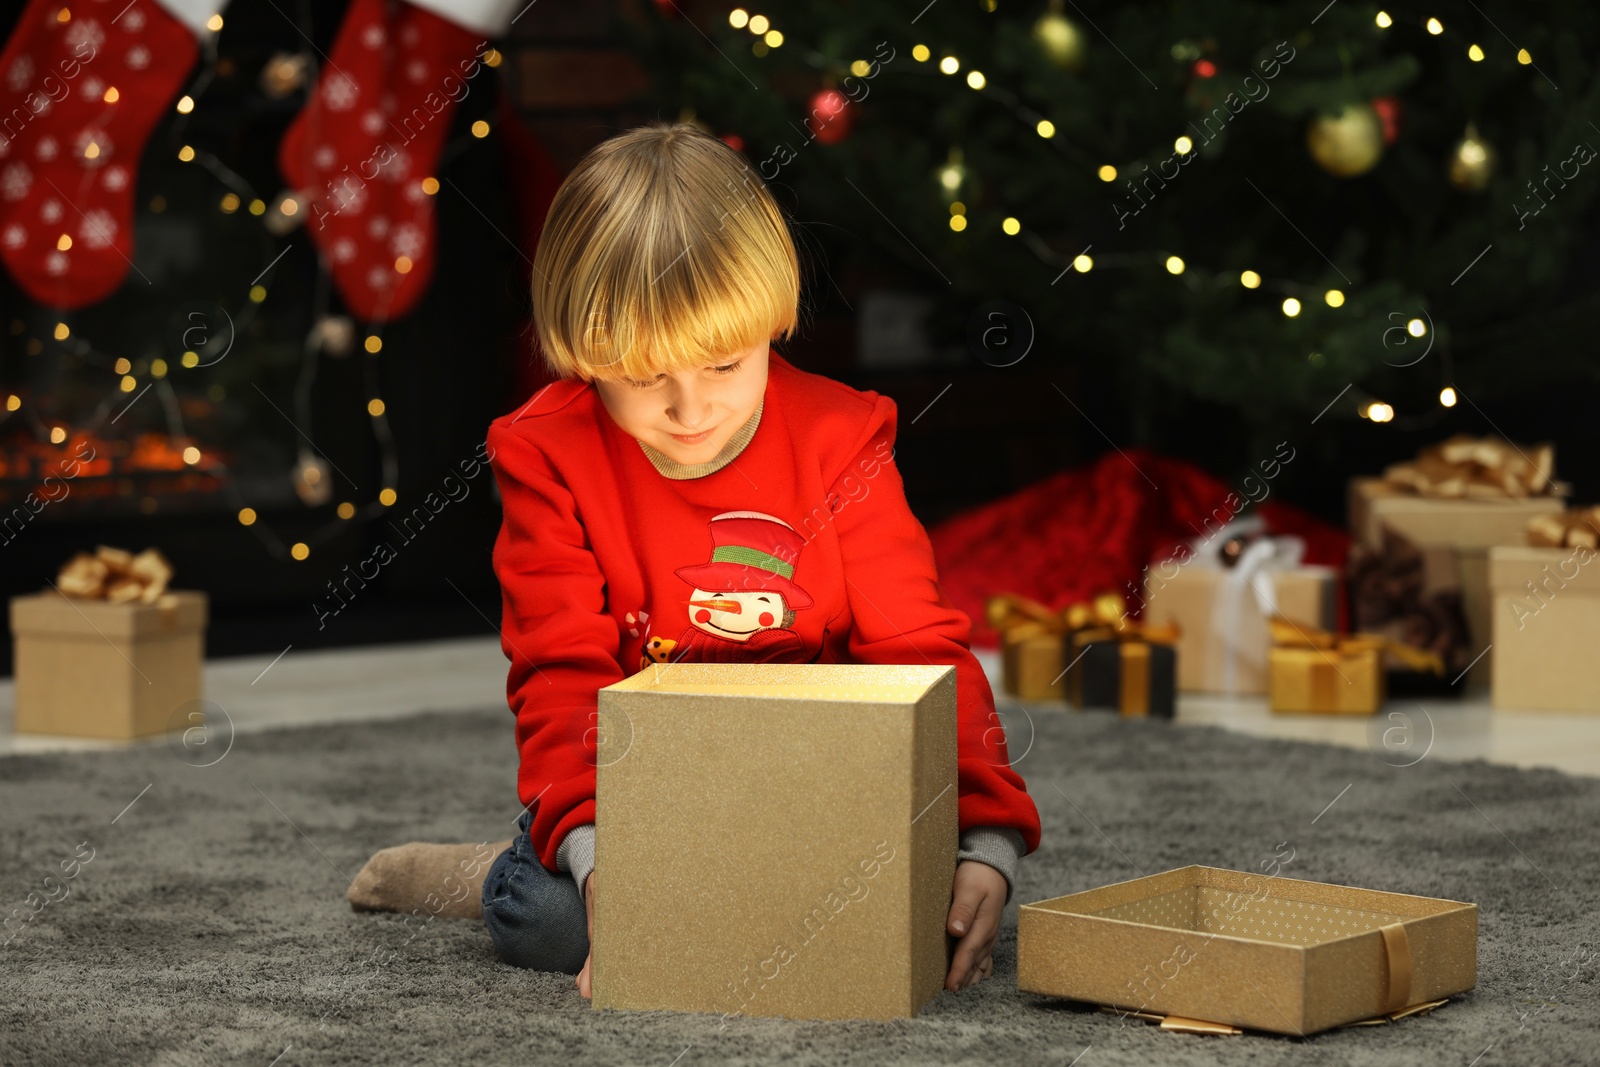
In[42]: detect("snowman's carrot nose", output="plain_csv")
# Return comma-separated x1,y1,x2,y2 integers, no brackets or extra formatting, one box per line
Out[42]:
690,598,742,613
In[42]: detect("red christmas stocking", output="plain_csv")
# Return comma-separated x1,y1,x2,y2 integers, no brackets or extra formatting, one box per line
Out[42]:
277,0,490,323
0,0,203,309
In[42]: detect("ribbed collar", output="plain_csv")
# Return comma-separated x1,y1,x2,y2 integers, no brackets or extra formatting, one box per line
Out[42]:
636,397,764,480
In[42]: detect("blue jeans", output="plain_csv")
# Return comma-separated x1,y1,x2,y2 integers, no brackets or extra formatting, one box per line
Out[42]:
481,810,590,973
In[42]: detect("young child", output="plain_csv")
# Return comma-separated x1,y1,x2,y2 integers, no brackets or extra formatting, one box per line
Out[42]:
354,121,1041,999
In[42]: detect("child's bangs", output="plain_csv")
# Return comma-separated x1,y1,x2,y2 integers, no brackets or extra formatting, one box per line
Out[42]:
576,241,793,382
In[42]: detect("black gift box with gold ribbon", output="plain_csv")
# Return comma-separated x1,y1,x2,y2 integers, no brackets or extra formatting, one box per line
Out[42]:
1064,621,1180,719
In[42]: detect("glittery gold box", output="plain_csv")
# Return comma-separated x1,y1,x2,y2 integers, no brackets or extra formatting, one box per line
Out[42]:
592,662,959,1021
1018,866,1477,1036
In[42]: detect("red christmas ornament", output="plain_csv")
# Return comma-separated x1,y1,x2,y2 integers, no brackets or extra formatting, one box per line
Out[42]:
1370,95,1403,146
277,0,485,323
1192,58,1217,78
719,132,745,154
807,88,853,145
0,0,200,309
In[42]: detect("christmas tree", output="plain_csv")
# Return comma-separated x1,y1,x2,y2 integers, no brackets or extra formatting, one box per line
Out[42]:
626,1,1600,476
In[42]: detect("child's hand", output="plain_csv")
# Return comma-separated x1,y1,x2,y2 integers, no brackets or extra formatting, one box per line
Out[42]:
576,871,595,998
946,860,1006,991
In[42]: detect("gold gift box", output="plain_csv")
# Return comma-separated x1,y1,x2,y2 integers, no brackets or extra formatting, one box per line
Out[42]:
1018,866,1477,1036
1268,642,1385,715
1001,624,1066,701
592,662,958,1021
1490,545,1600,711
9,590,207,739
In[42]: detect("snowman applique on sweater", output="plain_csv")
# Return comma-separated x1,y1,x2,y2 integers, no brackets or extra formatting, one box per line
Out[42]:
630,510,816,669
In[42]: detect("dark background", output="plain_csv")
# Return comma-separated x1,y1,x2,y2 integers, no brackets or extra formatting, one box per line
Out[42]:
1,0,1595,674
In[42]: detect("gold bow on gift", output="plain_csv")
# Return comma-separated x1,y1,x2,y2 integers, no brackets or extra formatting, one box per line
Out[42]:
1383,434,1565,500
1527,506,1600,551
56,545,174,604
986,591,1131,703
1267,616,1444,674
985,591,1126,639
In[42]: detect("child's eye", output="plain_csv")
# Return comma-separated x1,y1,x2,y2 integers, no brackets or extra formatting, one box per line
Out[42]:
711,359,744,376
624,375,663,390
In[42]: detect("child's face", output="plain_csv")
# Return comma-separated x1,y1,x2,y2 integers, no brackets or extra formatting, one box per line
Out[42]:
592,340,770,466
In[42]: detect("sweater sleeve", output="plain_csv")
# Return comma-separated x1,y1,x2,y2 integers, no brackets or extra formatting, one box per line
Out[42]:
829,396,1043,858
487,418,626,876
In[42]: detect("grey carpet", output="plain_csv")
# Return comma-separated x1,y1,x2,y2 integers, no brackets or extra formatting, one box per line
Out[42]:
3,704,1598,1067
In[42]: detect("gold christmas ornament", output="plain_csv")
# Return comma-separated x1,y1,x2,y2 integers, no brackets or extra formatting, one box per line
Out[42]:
1306,104,1384,178
1448,124,1495,191
1033,0,1085,71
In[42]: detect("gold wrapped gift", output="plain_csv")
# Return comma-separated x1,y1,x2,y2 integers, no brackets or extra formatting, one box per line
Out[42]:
986,591,1123,701
1267,617,1442,715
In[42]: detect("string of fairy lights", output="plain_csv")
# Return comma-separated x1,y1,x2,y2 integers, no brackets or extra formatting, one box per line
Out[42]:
1,12,503,563
719,5,1519,431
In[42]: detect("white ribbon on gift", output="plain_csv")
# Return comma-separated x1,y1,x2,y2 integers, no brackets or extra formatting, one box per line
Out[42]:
1193,517,1307,694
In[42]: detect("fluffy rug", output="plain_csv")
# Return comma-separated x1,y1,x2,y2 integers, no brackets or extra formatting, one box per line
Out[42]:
2,705,1597,1066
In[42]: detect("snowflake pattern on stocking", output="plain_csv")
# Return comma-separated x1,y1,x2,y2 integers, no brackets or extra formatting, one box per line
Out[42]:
322,75,359,111
78,209,115,249
391,222,423,258
64,19,105,54
1,163,30,200
5,55,33,92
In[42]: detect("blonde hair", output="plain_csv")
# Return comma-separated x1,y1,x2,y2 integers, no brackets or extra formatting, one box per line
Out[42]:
531,122,801,382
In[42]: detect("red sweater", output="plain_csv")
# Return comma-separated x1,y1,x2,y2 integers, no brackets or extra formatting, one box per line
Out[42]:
486,350,1042,877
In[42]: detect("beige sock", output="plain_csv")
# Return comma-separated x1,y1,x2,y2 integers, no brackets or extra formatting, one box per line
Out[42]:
347,839,514,920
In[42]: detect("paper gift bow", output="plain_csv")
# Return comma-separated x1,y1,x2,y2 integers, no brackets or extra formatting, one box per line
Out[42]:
56,545,174,604
1383,434,1565,500
1189,516,1308,695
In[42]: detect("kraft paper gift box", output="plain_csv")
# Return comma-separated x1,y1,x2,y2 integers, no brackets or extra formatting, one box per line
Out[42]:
1490,545,1600,711
1349,436,1568,687
591,662,958,1021
1064,625,1178,718
10,590,207,739
1017,866,1477,1036
1142,550,1336,695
